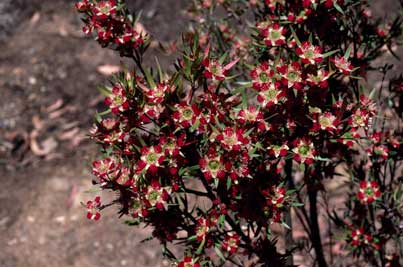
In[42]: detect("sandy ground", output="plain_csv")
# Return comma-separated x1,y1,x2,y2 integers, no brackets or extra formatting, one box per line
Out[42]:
0,1,186,266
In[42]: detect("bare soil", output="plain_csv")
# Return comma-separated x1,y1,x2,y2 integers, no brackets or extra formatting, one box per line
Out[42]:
0,1,186,266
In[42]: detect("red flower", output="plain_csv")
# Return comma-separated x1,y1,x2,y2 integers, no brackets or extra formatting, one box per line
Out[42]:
115,167,134,186
332,56,354,75
277,62,303,89
202,58,238,81
350,227,364,246
114,27,144,48
312,111,339,132
92,157,119,181
292,138,316,165
307,69,330,88
296,42,323,65
216,127,250,151
92,0,117,20
202,45,239,81
222,233,240,254
139,82,174,104
173,103,201,129
349,227,378,249
140,103,165,121
261,23,287,46
75,0,92,11
196,218,210,242
267,144,289,158
130,198,147,218
137,145,165,174
178,256,200,267
357,181,381,204
250,62,275,91
143,182,171,210
237,106,264,124
257,82,287,108
104,86,130,114
199,153,226,181
264,0,285,11
368,145,389,160
86,196,101,220
349,108,372,128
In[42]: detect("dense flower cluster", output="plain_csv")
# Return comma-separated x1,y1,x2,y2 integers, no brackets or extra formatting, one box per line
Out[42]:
76,0,402,266
75,0,146,54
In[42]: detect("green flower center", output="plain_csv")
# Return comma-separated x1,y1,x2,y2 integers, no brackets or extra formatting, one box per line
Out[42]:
354,115,363,125
312,76,321,82
210,65,220,75
319,117,331,127
298,145,309,156
287,71,298,82
304,49,315,59
99,164,108,173
365,188,374,196
147,153,157,163
245,112,256,120
149,191,159,202
197,226,207,235
132,200,141,210
265,89,278,100
114,96,123,105
224,135,237,146
182,108,193,120
155,90,164,97
100,6,110,14
270,30,281,40
228,239,237,247
259,72,268,82
208,160,220,171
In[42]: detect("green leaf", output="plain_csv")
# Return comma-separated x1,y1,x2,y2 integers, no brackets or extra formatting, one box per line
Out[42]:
137,134,146,147
214,246,226,261
219,52,229,65
214,178,219,189
192,31,199,53
196,238,206,254
187,235,197,242
217,215,225,230
244,127,255,137
344,46,352,59
155,57,164,82
290,27,301,47
96,109,111,117
227,178,232,190
190,118,200,132
125,218,141,226
393,183,402,202
333,2,345,14
188,165,200,171
281,221,291,229
97,85,112,96
176,195,184,207
368,87,377,100
144,68,156,88
178,167,186,177
322,49,339,58
315,156,331,162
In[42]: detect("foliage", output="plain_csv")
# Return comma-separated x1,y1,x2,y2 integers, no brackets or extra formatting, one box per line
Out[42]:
76,0,403,266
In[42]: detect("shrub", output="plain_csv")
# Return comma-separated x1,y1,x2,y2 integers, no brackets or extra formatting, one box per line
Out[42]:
76,0,402,266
